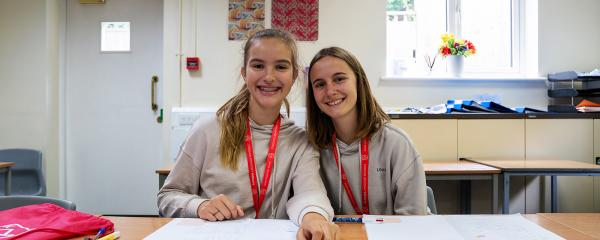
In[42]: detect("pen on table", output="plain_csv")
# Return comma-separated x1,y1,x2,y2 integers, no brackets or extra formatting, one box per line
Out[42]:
332,217,362,223
364,217,401,223
97,231,120,240
93,227,106,240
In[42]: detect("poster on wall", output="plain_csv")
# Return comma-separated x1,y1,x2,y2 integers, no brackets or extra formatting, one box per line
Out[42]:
272,0,318,41
228,0,265,40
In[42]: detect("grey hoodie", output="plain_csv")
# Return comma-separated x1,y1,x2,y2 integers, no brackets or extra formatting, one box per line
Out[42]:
158,116,333,225
319,123,427,215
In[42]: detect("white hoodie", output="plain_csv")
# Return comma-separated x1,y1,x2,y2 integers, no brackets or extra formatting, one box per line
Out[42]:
158,116,333,225
319,123,427,215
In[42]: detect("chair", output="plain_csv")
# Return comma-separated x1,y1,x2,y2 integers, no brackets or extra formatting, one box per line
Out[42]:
0,149,46,196
426,186,437,214
0,195,76,211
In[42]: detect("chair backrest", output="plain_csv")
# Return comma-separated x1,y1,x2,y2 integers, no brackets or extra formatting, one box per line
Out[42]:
0,148,46,196
0,195,76,211
426,186,437,214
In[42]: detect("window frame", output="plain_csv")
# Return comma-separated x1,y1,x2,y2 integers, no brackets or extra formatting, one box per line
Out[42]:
385,0,528,78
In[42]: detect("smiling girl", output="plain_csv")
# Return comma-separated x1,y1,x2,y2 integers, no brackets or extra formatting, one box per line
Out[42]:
306,47,427,215
158,29,338,239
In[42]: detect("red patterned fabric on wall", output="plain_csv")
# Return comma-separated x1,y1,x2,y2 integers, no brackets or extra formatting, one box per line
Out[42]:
272,0,318,41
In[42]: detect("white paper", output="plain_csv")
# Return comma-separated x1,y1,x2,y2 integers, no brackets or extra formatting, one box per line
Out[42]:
101,22,130,52
364,214,564,240
144,218,298,240
445,214,564,240
365,215,463,240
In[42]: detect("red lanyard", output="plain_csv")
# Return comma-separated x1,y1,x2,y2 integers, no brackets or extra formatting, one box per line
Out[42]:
245,116,281,218
331,133,370,215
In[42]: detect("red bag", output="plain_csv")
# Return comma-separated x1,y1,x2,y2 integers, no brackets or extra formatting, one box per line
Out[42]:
0,203,114,240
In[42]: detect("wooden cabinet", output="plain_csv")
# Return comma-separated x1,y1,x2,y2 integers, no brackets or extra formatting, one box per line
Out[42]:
391,119,459,214
391,119,457,161
458,119,525,213
392,117,598,214
526,119,594,213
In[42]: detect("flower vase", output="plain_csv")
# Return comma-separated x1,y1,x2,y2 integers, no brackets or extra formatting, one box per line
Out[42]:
448,55,464,77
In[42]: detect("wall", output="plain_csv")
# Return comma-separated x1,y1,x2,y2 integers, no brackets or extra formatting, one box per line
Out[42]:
175,0,390,109
170,0,600,111
0,0,61,197
539,0,600,74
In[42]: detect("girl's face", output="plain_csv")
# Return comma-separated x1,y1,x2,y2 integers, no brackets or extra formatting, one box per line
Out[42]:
310,56,358,123
242,38,294,113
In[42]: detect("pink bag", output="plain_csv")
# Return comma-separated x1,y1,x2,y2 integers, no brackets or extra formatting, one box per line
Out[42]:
0,203,114,240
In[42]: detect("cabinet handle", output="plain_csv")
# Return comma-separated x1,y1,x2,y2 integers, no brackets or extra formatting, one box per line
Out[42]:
151,76,158,112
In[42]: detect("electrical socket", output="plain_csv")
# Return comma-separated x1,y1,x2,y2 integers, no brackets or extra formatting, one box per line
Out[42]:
178,113,199,125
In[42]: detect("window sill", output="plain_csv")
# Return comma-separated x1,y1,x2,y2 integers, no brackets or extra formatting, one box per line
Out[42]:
381,75,546,82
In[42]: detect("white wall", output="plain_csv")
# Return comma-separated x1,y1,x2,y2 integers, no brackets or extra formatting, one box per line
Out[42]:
539,0,600,74
0,0,61,197
175,0,388,108
169,0,600,112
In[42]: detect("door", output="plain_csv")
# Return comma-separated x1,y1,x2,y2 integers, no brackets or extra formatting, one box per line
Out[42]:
65,0,163,214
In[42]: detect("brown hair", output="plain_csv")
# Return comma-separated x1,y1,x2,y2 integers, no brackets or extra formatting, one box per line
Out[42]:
217,28,299,170
306,47,389,149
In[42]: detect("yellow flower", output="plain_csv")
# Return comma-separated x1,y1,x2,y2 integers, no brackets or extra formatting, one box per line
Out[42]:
457,39,465,45
441,33,454,43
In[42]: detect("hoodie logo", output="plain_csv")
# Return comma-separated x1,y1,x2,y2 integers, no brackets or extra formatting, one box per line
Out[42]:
376,168,386,173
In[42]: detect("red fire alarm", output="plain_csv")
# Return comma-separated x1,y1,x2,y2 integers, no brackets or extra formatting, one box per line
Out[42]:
186,57,200,71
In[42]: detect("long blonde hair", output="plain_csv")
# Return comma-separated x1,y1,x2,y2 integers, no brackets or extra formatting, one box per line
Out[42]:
216,29,299,170
306,47,389,149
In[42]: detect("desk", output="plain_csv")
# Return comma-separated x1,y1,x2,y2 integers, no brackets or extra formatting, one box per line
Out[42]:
93,214,598,240
0,162,14,195
97,216,367,240
424,161,500,214
155,166,172,190
157,162,501,214
524,213,600,239
465,159,600,214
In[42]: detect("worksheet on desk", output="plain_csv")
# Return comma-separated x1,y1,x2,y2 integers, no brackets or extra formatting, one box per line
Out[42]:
364,214,564,240
144,218,298,240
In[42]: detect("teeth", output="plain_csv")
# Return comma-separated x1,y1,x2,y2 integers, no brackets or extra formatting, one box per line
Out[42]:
259,87,279,92
327,99,343,106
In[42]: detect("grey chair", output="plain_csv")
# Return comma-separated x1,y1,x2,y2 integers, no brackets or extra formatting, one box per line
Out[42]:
0,149,46,196
0,195,76,211
426,186,437,214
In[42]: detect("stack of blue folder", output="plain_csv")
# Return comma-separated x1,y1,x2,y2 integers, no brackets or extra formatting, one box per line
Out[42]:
446,100,544,113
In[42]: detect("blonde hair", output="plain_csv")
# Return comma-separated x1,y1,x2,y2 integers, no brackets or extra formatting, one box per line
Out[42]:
306,47,389,149
217,29,299,170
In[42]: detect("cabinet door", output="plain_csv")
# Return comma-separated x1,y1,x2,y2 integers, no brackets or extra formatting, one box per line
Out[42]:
595,119,600,212
391,119,457,161
391,119,458,213
526,119,594,213
458,119,525,214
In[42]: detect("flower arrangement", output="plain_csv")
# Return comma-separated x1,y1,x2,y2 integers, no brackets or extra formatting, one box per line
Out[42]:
439,33,476,57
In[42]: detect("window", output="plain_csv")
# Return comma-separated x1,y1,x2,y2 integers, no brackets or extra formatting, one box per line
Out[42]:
386,0,526,77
